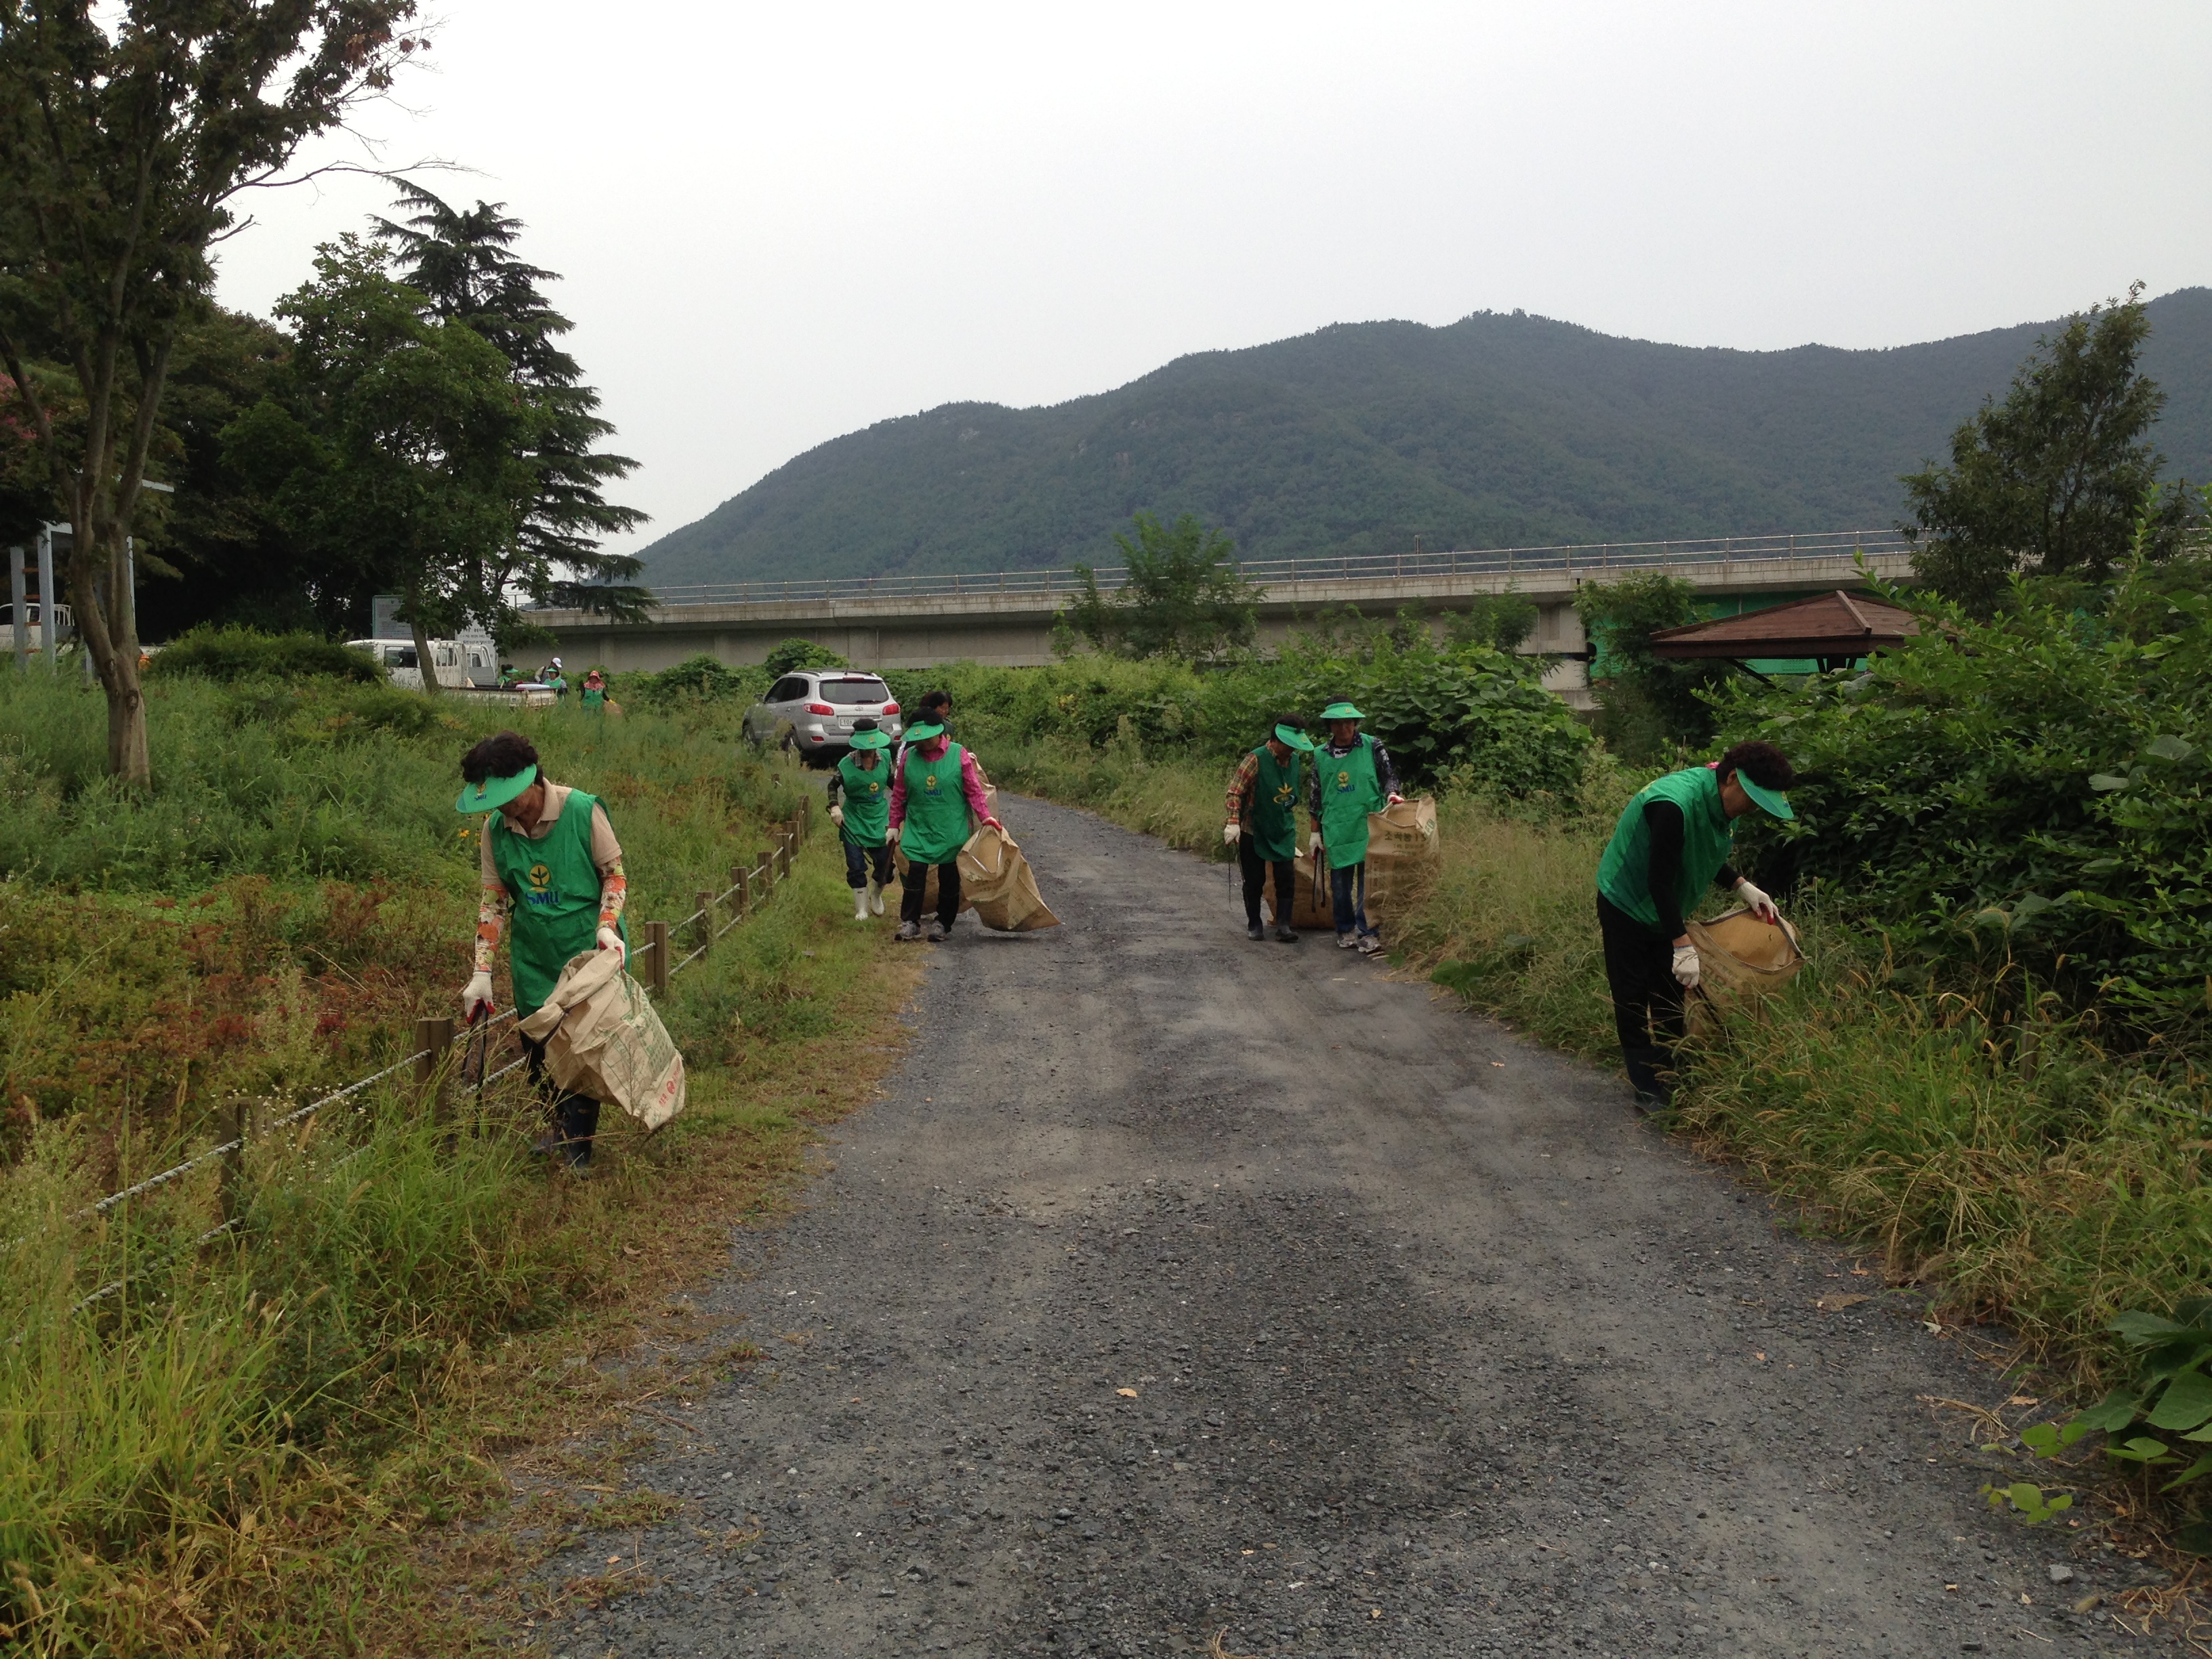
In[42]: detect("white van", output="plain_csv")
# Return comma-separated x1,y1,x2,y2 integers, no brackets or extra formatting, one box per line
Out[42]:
346,635,499,691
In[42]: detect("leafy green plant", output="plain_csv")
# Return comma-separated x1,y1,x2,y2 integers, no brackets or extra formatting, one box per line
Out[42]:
761,637,848,677
1059,511,1261,665
150,624,384,684
1573,571,1729,760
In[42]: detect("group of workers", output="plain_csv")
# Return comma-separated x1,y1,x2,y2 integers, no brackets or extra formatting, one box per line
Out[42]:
448,667,1801,1175
1222,701,1405,953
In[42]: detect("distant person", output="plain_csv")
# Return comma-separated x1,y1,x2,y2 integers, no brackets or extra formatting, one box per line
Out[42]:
456,730,629,1172
827,719,895,920
543,657,569,699
1594,741,1793,1113
581,668,608,711
497,663,518,689
1224,713,1316,943
886,712,999,943
1308,701,1404,954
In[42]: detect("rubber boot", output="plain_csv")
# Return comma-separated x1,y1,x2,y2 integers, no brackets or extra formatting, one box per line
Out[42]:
867,878,885,916
853,887,870,921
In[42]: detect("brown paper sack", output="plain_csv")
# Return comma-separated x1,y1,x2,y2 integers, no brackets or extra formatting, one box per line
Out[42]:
1284,796,1439,929
516,947,687,1130
956,821,1061,932
1684,906,1805,1036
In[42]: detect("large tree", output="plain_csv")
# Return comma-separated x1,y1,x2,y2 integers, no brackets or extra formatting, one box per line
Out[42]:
1902,286,2186,615
1059,511,1262,664
0,0,424,781
371,184,649,621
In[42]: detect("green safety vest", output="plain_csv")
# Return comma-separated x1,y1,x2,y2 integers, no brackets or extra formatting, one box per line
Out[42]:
1318,735,1382,869
900,741,972,864
837,752,890,848
1249,744,1304,862
581,685,605,709
489,788,626,1017
1596,765,1734,934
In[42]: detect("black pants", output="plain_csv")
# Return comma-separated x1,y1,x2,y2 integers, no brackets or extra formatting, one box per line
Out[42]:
522,1031,600,1167
1597,893,1683,1105
899,859,962,927
843,836,895,889
1238,837,1296,927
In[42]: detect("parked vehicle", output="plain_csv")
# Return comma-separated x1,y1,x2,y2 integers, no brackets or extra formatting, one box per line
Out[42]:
345,635,499,691
742,670,902,763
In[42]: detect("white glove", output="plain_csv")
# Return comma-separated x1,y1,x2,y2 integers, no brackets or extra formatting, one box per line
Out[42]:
1309,832,1323,857
1223,823,1240,845
1671,944,1702,990
597,924,626,964
886,823,901,845
830,804,845,827
1735,878,1779,924
462,970,495,1020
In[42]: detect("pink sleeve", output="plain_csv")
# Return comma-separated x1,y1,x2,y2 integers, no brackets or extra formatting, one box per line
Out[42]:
888,756,907,829
960,750,993,822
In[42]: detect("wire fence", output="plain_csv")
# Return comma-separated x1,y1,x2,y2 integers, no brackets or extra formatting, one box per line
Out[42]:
617,528,1916,611
15,797,818,1313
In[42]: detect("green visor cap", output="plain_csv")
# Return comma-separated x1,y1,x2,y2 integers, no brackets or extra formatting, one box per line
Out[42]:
1273,723,1317,752
1737,771,1795,821
903,720,946,741
455,763,537,815
1319,701,1364,721
847,727,892,750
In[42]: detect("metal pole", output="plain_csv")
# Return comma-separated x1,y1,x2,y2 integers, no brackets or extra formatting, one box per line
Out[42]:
37,527,56,674
9,546,24,672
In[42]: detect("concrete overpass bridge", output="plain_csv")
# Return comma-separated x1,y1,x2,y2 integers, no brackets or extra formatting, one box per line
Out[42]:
537,529,1915,705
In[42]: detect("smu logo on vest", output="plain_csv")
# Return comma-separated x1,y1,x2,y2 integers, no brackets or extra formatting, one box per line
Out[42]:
922,773,941,794
1334,769,1353,792
523,861,560,907
1271,781,1297,806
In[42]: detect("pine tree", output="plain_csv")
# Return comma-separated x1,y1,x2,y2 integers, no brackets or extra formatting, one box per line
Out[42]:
372,184,651,627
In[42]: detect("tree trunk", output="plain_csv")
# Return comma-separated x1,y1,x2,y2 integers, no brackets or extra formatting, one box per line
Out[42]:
66,518,151,788
407,586,442,695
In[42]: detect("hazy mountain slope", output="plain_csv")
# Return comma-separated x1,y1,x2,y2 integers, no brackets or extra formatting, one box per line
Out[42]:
642,288,2212,586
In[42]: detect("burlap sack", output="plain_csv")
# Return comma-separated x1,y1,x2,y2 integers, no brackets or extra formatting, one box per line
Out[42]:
956,822,1061,932
516,947,687,1130
1284,797,1439,930
1685,906,1805,1036
896,785,999,913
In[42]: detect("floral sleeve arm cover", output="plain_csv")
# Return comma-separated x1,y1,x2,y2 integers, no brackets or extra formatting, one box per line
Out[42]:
474,882,508,973
598,858,628,930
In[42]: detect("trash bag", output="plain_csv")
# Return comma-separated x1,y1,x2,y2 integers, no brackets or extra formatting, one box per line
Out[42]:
956,821,1061,932
1285,797,1440,930
1685,906,1805,1035
516,947,687,1130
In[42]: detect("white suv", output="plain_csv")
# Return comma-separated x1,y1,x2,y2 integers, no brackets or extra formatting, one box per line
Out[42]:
743,670,903,762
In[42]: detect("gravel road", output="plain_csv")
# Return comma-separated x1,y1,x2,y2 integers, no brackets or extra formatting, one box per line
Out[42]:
533,795,2170,1658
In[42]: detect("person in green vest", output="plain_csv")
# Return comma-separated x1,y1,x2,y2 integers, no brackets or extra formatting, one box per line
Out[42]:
542,657,569,699
827,718,895,921
1308,701,1405,954
1595,740,1794,1111
1224,714,1317,942
580,668,608,711
456,731,630,1172
886,716,999,942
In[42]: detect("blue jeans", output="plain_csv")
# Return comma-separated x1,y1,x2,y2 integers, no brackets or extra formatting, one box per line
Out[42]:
1330,862,1376,938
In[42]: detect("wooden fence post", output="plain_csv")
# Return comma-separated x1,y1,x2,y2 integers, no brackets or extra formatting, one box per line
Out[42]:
758,847,773,889
646,920,671,996
414,1016,455,1124
731,863,749,921
695,889,714,953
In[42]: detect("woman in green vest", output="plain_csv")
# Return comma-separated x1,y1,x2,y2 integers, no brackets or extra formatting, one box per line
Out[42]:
1594,739,1793,1111
1224,714,1317,942
886,717,999,942
1308,701,1404,954
457,731,630,1172
828,719,895,921
580,668,608,711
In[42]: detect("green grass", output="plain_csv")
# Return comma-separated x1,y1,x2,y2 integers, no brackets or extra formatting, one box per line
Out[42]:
0,672,918,1655
997,735,2212,1394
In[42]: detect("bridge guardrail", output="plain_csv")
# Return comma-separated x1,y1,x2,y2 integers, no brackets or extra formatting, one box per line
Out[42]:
622,529,1914,611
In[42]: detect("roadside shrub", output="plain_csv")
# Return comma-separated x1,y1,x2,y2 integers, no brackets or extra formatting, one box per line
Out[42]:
149,624,383,684
626,653,768,710
761,637,848,677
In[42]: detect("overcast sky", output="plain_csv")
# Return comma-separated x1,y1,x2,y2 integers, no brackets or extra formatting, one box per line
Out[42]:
213,0,2212,558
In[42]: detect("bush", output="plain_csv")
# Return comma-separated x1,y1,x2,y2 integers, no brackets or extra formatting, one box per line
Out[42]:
149,624,384,684
625,653,769,710
1715,555,2212,1038
761,637,848,677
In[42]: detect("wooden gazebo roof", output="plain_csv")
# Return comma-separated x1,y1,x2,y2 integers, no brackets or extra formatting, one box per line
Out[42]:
1647,590,1919,661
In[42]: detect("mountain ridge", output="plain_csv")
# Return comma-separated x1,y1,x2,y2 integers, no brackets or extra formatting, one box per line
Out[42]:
641,289,2212,587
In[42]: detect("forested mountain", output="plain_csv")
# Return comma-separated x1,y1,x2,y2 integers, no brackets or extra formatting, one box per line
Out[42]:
642,288,2212,586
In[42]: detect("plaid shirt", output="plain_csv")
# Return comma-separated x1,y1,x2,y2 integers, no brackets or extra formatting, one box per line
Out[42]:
1225,751,1263,828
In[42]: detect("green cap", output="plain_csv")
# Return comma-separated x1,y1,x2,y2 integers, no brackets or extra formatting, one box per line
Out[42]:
455,763,537,815
904,720,946,741
1319,701,1364,721
848,726,891,750
1736,770,1795,821
1273,723,1316,752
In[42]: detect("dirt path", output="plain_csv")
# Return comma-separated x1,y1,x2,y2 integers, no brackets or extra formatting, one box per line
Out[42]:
536,795,2165,1658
